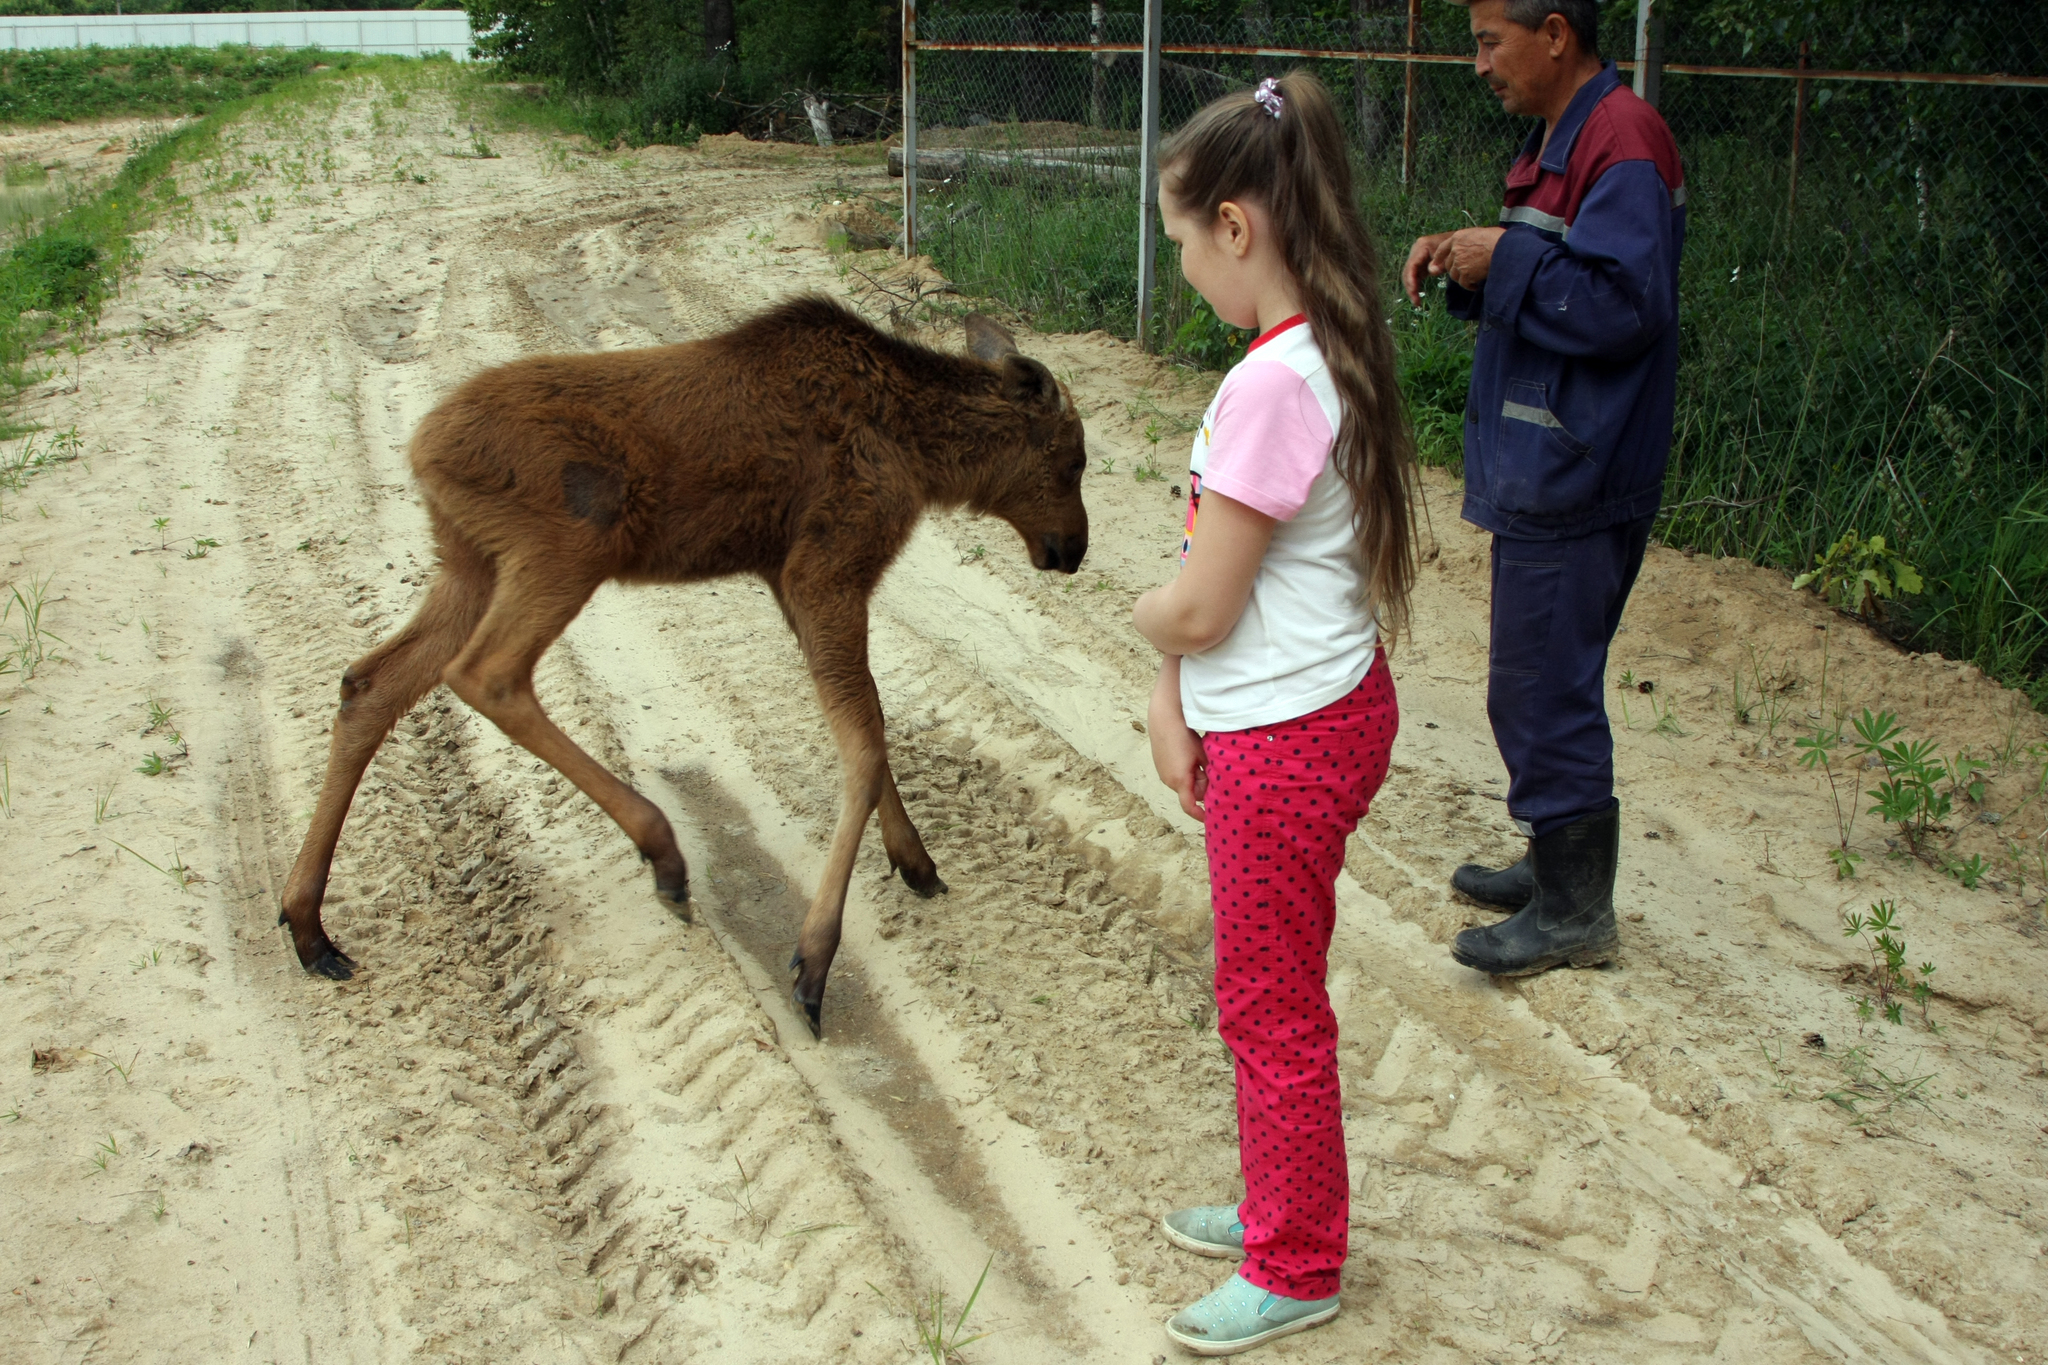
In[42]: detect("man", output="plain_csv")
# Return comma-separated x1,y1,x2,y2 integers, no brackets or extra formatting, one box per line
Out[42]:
1402,0,1685,976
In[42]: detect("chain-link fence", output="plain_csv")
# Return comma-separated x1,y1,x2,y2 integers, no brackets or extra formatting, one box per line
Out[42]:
898,1,2048,698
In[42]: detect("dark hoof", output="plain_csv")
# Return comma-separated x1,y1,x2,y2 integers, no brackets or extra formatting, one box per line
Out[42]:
310,946,358,981
897,862,949,899
788,952,823,1038
644,849,690,907
791,988,822,1038
658,876,693,923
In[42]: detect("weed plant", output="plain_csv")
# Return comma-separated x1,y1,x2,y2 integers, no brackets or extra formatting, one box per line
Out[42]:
870,1254,994,1365
1818,1046,1937,1122
1761,1038,1935,1124
2,574,61,680
1841,898,1937,1028
1850,709,1985,868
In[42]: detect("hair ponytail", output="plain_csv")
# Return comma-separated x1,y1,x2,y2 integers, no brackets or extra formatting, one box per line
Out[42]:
1160,70,1420,647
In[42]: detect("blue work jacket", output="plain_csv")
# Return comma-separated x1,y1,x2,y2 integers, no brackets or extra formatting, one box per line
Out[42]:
1447,63,1687,540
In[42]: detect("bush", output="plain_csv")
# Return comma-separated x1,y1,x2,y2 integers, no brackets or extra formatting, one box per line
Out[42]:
3,232,105,313
628,58,739,141
1172,299,1249,371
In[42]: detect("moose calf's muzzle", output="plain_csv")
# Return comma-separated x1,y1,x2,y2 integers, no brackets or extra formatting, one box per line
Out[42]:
1037,531,1088,574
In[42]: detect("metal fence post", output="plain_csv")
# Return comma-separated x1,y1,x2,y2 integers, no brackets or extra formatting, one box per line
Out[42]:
1632,0,1662,106
901,0,918,258
1789,39,1810,218
1090,1,1106,129
1136,0,1162,351
1400,0,1418,189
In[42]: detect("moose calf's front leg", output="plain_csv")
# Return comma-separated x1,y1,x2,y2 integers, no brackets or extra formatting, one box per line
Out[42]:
782,558,948,1036
791,737,886,1037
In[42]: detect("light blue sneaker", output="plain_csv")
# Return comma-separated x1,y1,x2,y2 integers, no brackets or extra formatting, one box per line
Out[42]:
1161,1206,1245,1258
1165,1271,1339,1356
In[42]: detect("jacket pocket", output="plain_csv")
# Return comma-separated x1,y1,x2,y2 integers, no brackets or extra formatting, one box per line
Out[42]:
1490,380,1602,518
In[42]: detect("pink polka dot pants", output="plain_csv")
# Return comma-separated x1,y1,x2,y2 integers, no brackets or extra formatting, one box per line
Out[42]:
1200,656,1397,1301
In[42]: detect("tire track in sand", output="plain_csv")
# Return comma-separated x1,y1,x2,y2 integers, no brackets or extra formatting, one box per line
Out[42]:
71,83,949,1363
203,85,1163,1361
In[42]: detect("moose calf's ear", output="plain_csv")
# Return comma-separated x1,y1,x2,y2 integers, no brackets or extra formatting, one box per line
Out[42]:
1000,354,1061,411
964,313,1019,363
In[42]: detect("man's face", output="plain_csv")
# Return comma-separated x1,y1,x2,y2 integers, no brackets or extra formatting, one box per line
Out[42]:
1468,0,1557,117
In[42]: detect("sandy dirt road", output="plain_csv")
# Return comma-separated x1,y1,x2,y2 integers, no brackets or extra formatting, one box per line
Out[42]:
1,71,2044,1364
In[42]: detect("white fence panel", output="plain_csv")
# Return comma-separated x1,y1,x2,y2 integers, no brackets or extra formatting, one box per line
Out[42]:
0,11,474,60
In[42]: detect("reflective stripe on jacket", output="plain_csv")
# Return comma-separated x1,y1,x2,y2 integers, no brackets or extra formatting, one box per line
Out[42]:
1447,63,1686,540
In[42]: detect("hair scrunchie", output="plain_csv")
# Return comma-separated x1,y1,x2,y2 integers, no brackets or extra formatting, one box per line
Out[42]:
1253,77,1283,119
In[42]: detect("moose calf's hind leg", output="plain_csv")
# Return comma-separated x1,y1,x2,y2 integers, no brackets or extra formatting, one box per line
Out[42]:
279,569,491,980
441,569,691,910
877,767,946,898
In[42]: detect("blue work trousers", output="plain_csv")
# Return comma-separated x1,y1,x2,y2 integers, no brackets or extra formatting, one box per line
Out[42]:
1486,518,1652,837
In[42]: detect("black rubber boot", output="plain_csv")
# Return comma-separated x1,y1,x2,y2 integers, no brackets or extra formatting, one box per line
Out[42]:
1451,805,1620,976
1450,852,1533,911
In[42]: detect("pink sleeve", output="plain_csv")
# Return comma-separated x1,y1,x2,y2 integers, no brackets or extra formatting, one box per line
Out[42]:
1199,361,1334,521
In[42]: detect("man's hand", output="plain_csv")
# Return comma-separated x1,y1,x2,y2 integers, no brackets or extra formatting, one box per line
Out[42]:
1431,227,1507,293
1403,231,1455,306
1406,227,1509,303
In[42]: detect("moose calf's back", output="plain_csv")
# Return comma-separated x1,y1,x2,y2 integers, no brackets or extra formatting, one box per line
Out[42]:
407,297,1053,585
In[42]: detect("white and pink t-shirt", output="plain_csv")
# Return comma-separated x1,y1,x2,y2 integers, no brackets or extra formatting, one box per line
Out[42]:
1179,315,1377,733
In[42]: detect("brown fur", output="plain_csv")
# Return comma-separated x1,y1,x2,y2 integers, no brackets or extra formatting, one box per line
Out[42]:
279,296,1089,1035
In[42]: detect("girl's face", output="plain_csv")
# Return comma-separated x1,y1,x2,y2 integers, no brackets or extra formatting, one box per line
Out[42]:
1160,182,1267,332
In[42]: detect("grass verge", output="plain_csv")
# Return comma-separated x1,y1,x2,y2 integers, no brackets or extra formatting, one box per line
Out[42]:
0,46,382,127
0,53,437,427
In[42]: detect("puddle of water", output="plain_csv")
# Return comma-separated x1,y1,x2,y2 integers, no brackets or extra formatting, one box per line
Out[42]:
659,766,1016,1227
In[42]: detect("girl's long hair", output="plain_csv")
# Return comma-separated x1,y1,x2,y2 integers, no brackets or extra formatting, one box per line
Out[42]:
1160,69,1420,646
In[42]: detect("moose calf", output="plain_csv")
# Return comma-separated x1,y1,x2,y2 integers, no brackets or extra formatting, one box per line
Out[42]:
280,296,1089,1034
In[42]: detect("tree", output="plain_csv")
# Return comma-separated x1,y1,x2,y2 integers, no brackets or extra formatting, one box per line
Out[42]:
703,0,734,59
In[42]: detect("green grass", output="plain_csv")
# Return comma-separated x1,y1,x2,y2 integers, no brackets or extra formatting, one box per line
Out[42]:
0,46,382,126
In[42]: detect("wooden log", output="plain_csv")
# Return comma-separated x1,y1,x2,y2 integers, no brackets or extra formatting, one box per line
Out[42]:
887,146,1135,186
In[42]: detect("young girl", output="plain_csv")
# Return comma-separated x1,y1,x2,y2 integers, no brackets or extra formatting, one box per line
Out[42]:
1131,71,1418,1356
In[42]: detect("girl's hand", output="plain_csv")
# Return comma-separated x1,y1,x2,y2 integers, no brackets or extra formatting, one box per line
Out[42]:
1149,659,1208,820
1132,490,1274,656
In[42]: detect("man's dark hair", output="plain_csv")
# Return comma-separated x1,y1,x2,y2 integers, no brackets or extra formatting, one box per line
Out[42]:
1502,0,1603,58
